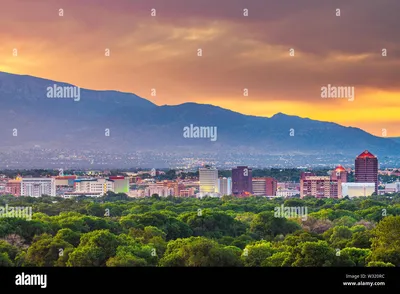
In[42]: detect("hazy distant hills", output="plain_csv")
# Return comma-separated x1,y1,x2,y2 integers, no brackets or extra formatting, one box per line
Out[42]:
0,71,399,157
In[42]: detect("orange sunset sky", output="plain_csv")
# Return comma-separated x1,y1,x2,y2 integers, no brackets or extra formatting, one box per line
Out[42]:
1,0,399,136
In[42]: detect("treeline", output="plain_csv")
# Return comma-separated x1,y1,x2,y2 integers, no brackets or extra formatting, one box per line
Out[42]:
0,193,399,267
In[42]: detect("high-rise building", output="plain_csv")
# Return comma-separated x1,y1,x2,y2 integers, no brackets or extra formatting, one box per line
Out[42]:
330,165,348,198
300,166,348,199
21,178,56,197
355,150,378,194
300,173,330,198
218,177,232,195
199,167,218,196
232,166,252,197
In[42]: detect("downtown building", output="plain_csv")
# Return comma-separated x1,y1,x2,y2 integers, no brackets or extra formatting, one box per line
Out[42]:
355,150,378,194
198,167,219,197
108,176,129,193
21,178,56,197
5,177,22,196
300,165,347,198
218,177,232,196
55,175,77,196
232,166,252,197
252,177,278,196
68,178,114,197
341,183,375,198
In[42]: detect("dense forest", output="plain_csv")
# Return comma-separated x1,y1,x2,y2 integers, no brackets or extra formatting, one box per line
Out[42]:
0,193,399,267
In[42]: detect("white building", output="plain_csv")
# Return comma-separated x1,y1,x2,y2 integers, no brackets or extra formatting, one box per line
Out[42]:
218,177,232,195
21,178,56,197
196,192,220,198
276,189,299,198
144,186,174,197
199,167,218,196
74,178,114,196
384,181,400,194
341,183,375,198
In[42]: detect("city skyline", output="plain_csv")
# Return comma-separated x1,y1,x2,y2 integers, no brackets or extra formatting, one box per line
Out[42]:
1,0,399,136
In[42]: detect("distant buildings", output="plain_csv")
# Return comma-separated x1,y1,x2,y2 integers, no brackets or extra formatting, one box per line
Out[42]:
21,178,56,197
341,183,375,198
276,189,299,198
232,166,252,197
55,175,77,196
74,178,114,197
252,177,277,196
5,177,22,196
300,173,331,198
384,181,400,194
300,165,348,198
355,150,378,194
199,167,219,197
109,176,129,193
179,187,196,197
145,184,174,197
218,177,232,195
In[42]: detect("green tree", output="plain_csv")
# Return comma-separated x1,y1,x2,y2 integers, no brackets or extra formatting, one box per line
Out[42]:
242,241,276,267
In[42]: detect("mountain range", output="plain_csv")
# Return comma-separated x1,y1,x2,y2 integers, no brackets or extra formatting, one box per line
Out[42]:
0,71,399,158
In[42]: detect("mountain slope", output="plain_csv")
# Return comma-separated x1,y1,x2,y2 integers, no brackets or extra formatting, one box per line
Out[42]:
0,71,399,156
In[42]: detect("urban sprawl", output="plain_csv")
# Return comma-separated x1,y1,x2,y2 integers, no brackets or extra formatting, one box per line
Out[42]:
1,150,399,199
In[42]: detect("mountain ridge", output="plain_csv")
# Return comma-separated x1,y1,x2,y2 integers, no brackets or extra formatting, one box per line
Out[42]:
0,71,399,158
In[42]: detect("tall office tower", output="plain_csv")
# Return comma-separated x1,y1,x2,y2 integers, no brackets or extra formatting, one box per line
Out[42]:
199,167,218,195
232,166,252,197
355,150,378,194
330,165,348,198
218,177,232,195
21,178,56,197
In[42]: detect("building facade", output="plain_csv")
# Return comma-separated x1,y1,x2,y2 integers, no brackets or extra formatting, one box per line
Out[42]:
232,166,252,197
199,167,218,196
21,178,56,197
218,177,232,196
355,150,378,194
341,183,375,198
74,178,114,196
109,176,129,193
5,179,22,196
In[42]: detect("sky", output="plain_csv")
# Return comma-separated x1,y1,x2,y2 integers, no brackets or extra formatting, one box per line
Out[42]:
1,0,399,136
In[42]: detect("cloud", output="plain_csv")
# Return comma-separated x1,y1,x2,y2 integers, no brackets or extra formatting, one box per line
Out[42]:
0,0,399,135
